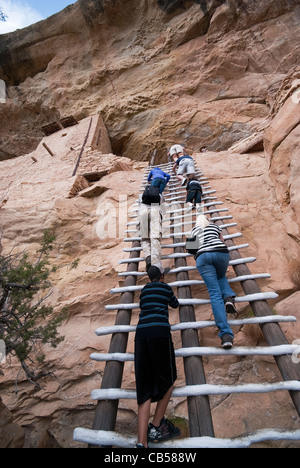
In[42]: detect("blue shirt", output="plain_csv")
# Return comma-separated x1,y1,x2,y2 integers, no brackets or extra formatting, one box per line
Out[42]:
148,168,170,183
175,155,193,165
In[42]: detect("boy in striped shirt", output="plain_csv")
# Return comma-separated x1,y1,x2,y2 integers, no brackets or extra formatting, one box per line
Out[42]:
134,266,181,448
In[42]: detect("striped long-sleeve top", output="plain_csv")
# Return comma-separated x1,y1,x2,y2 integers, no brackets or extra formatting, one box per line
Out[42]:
136,282,179,339
191,223,229,258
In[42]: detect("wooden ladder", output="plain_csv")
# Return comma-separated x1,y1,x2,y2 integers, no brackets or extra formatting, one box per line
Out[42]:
74,159,300,448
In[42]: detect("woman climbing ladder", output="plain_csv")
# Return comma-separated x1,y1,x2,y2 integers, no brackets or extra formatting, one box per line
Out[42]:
190,214,237,349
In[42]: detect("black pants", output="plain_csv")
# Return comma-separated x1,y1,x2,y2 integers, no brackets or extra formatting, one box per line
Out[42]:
134,336,177,405
186,189,202,204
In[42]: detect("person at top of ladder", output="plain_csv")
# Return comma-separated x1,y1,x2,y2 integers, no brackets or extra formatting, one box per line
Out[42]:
147,167,170,194
170,144,196,186
187,214,237,349
135,265,181,448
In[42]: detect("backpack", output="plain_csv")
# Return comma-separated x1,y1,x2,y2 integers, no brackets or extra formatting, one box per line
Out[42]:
142,185,161,205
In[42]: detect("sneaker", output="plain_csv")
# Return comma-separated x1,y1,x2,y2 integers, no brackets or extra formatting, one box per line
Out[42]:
163,267,171,276
181,178,187,186
224,296,237,315
185,203,194,213
148,418,181,443
136,443,146,448
159,418,181,441
148,423,161,443
145,256,151,272
221,334,234,349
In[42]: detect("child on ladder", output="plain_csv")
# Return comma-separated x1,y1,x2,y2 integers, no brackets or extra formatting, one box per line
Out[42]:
135,266,181,448
185,175,203,213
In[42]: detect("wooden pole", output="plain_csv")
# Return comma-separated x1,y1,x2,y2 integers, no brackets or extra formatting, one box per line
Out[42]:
207,204,300,417
149,149,157,167
72,118,93,177
174,248,215,437
91,241,141,442
170,172,215,438
42,143,54,157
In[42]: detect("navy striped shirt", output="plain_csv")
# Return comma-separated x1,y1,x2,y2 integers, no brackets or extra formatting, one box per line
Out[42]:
136,282,179,339
191,223,229,256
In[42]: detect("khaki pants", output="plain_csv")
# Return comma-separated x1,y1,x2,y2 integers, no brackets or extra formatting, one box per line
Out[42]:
138,204,163,273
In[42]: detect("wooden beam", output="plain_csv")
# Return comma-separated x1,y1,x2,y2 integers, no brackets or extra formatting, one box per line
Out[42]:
172,223,215,437
72,118,93,177
207,203,300,417
42,143,54,157
90,240,141,444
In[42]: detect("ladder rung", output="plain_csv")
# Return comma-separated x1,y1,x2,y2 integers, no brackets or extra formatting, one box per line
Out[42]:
73,427,300,449
169,224,238,237
167,201,224,214
90,344,299,362
117,256,254,276
94,315,295,336
110,273,270,294
176,292,278,305
123,238,245,253
169,220,236,229
123,232,242,243
123,243,248,253
90,380,300,400
104,292,279,310
119,245,249,263
162,213,231,223
126,222,238,235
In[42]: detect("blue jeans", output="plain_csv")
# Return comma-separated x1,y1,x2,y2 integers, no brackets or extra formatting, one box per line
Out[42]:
152,178,167,194
196,251,235,338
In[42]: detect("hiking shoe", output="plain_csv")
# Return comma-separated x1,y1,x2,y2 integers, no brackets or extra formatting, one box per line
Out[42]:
224,296,237,315
221,334,234,349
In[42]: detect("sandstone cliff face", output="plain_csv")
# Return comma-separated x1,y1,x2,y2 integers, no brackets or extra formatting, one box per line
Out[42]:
0,0,299,160
0,0,300,448
0,103,299,447
0,115,147,447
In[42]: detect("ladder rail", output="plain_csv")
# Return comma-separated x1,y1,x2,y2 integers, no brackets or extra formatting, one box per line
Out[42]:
172,210,215,438
90,240,141,440
210,203,300,417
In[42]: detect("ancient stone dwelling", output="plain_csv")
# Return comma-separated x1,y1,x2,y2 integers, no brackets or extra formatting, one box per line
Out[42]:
0,0,300,448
